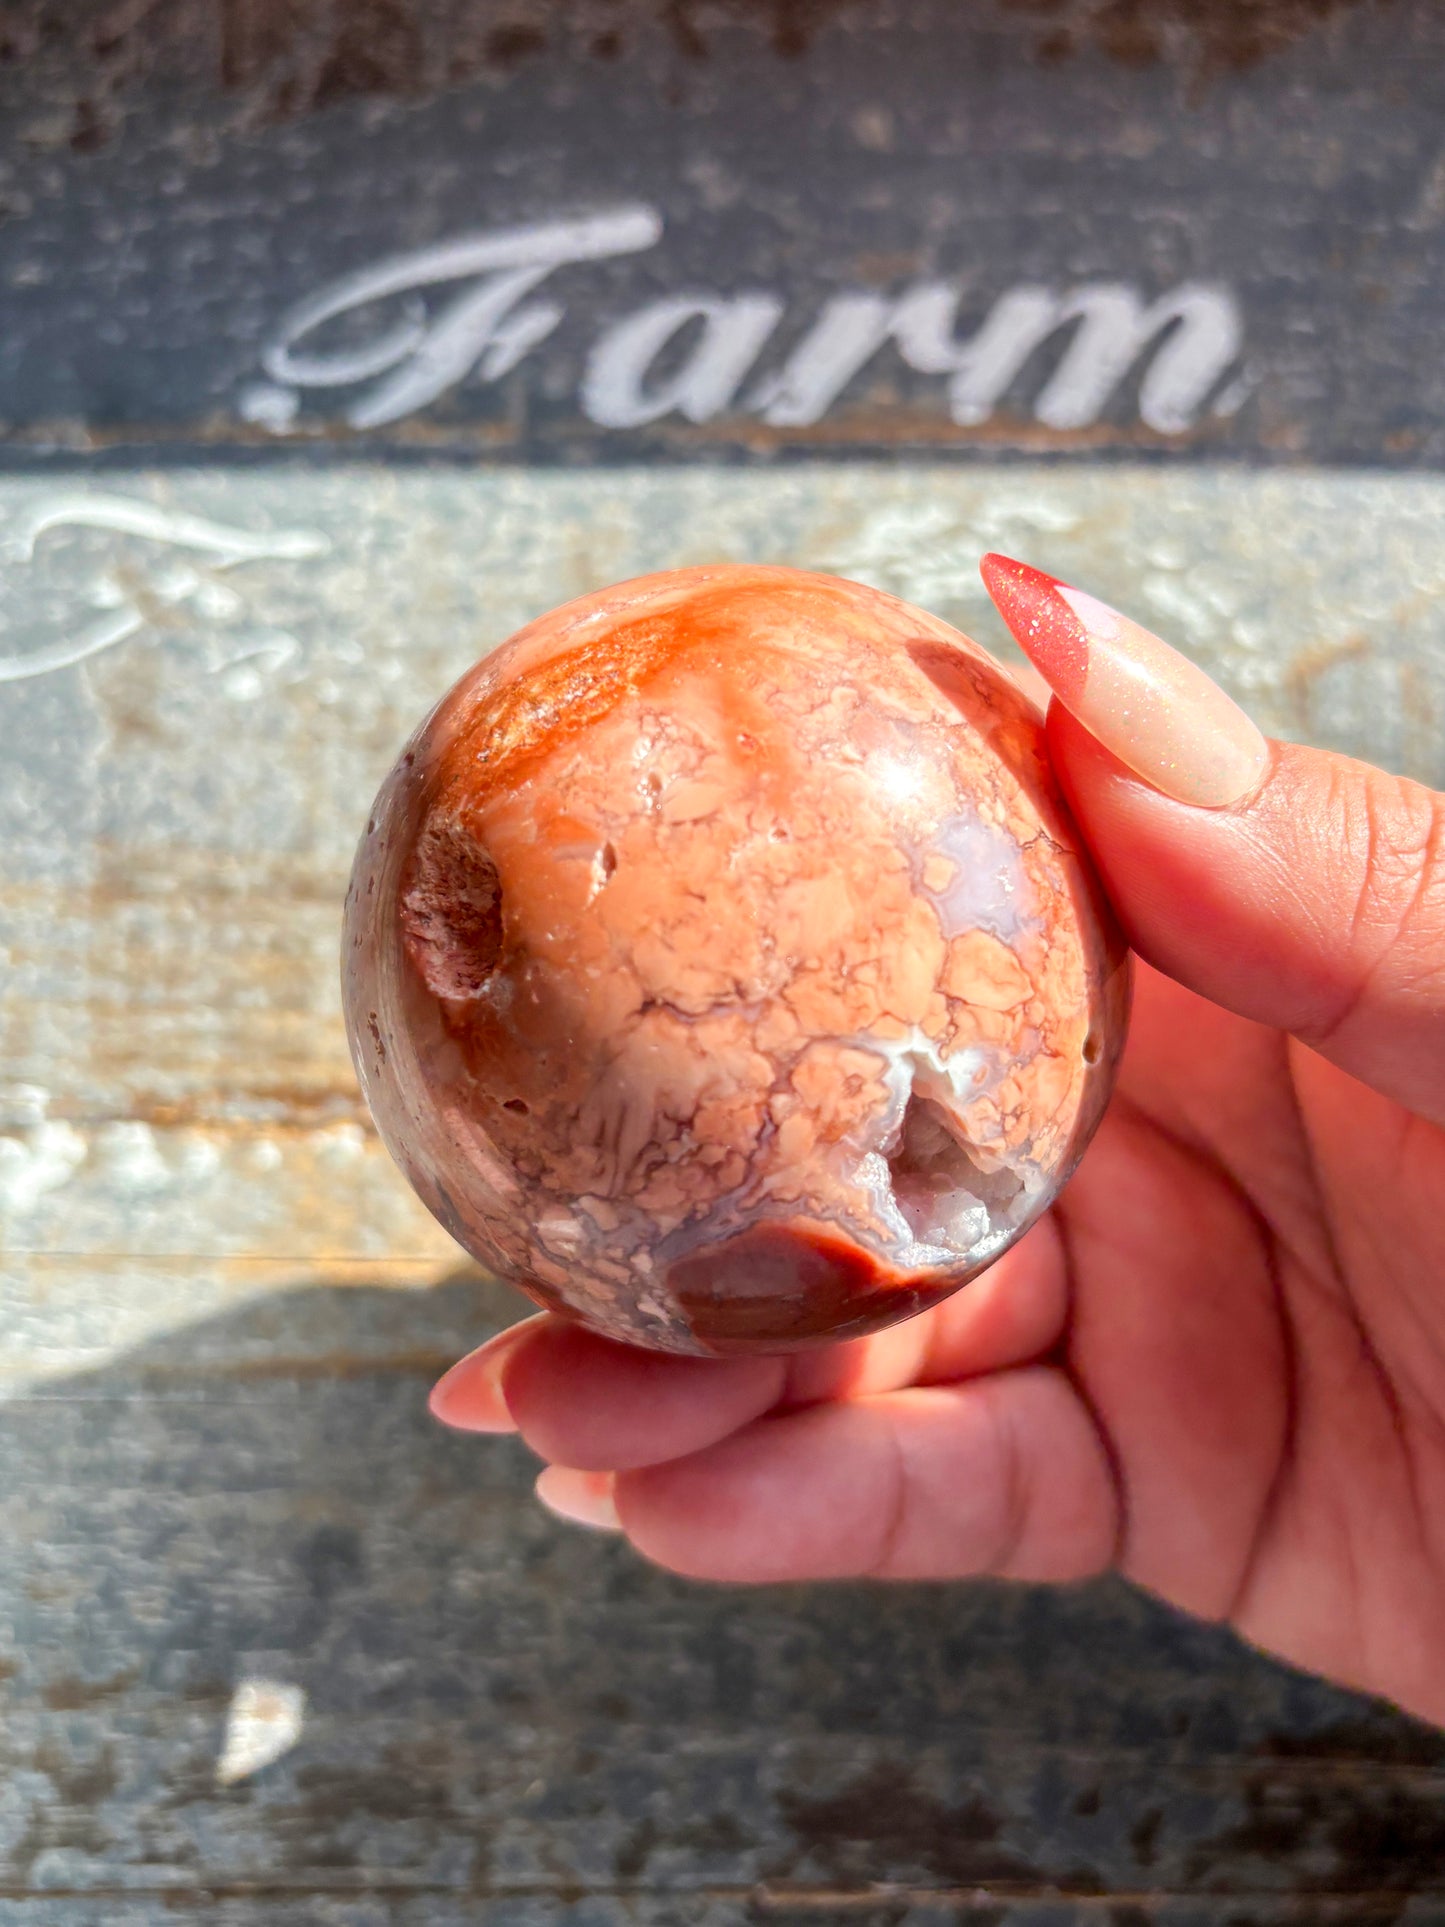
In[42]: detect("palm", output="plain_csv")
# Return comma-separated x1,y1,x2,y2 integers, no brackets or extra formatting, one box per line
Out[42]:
438,649,1445,1731
1059,962,1445,1717
492,959,1445,1728
451,941,1445,1728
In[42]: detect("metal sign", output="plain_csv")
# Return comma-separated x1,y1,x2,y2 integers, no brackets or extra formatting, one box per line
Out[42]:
1,0,1443,463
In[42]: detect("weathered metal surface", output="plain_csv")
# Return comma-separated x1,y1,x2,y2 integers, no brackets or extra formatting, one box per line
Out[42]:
5,1287,1445,1922
2,0,1445,465
3,466,1444,1375
3,465,1445,1920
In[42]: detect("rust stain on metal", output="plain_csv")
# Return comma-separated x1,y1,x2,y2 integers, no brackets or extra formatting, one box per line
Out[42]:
0,0,1382,157
1001,0,1380,79
0,407,1229,457
1399,660,1437,780
649,405,1231,455
773,1759,1040,1888
1,414,527,454
1185,1757,1445,1900
115,1091,372,1132
1283,631,1371,728
42,1669,142,1710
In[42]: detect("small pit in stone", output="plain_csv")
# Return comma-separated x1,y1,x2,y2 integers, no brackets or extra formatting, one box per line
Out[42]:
502,1098,529,1115
400,821,504,1002
1082,1028,1102,1065
885,1091,1023,1254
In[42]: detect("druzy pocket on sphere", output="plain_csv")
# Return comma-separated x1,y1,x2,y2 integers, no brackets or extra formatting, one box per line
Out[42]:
343,566,1129,1355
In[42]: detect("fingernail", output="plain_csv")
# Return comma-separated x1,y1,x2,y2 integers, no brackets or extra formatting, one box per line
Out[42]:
535,1466,622,1532
980,553,1270,809
428,1331,526,1433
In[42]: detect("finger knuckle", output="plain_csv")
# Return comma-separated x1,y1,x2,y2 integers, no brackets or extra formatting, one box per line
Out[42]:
1357,777,1445,991
1308,770,1445,1047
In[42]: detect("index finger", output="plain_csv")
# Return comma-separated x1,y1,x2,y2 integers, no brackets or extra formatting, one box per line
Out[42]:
983,554,1445,1122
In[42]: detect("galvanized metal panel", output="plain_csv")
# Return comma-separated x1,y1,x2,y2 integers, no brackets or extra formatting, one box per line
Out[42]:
3,465,1444,1374
3,464,1445,1919
5,1300,1445,1918
2,1,1445,464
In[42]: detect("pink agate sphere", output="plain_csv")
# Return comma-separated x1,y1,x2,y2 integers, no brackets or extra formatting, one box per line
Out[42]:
343,566,1129,1355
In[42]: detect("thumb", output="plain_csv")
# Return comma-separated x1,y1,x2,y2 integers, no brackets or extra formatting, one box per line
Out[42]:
982,554,1445,1124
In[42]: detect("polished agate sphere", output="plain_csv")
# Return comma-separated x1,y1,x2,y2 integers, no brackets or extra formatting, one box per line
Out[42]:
343,566,1129,1355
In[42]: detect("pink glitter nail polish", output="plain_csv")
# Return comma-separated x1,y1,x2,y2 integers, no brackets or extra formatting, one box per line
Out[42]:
981,553,1270,810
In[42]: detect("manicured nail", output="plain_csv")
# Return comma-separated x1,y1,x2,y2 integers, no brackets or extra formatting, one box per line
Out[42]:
428,1326,533,1432
535,1467,622,1532
980,553,1270,809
